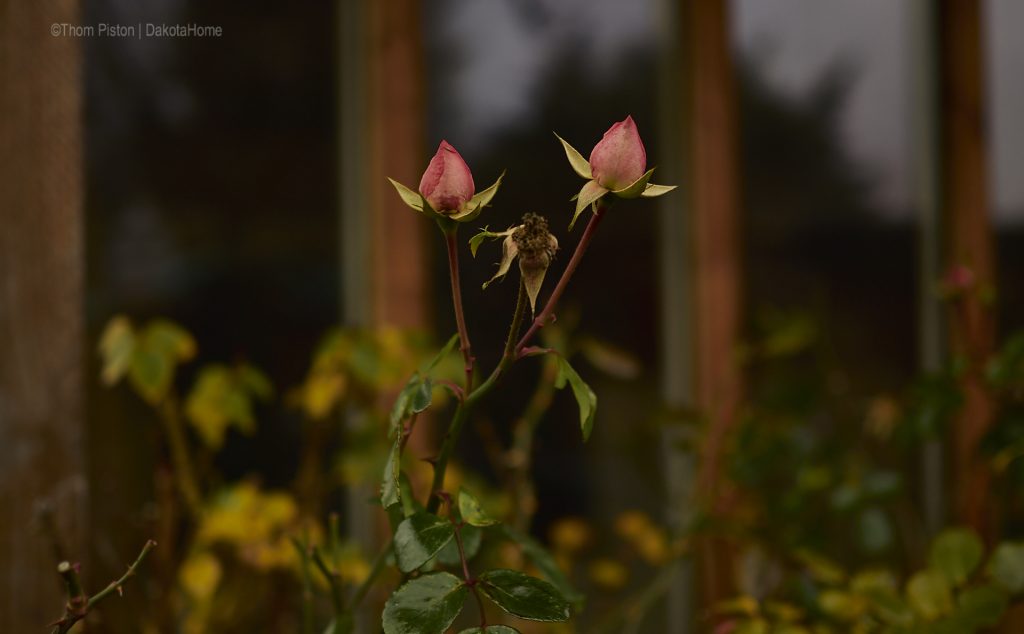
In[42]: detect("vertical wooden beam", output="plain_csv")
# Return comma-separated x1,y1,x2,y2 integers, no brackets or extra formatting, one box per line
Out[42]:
938,0,996,537
366,0,429,328
680,0,744,608
339,0,429,630
0,0,86,630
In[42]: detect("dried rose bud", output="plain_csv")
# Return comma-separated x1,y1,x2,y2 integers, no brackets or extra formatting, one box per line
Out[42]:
513,213,559,314
475,213,559,315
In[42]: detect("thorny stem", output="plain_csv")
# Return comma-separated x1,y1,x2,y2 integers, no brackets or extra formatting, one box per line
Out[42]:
508,355,560,531
51,540,157,634
350,539,392,608
289,537,315,634
444,495,487,629
427,208,606,514
515,203,607,357
426,293,521,514
445,227,475,391
311,546,345,616
504,278,528,362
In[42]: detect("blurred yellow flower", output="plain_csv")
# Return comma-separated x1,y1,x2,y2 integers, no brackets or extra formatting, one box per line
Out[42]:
588,558,628,589
179,552,222,601
196,483,302,571
549,517,592,554
614,510,653,540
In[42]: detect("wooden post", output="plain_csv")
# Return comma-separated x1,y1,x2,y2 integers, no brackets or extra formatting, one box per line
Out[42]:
679,0,744,608
366,0,429,328
0,0,87,630
938,0,996,538
338,0,429,629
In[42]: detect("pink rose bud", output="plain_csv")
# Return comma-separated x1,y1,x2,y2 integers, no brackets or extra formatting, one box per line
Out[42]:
419,140,475,213
588,116,647,190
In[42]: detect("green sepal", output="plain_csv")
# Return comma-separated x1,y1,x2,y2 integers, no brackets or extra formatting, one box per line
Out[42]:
388,178,425,213
449,171,505,222
554,132,592,179
610,168,655,199
641,182,678,198
483,233,518,290
457,627,520,634
571,180,608,231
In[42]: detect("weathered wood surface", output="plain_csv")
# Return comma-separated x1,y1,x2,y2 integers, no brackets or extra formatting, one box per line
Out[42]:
0,0,86,630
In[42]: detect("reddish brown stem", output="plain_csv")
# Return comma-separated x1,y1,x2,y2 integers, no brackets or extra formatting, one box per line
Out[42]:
445,228,475,391
514,204,606,355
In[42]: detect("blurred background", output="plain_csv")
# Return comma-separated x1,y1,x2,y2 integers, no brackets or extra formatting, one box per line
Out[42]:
3,0,1024,632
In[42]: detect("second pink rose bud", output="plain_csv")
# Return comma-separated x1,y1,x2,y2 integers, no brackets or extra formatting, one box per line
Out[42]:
588,116,647,191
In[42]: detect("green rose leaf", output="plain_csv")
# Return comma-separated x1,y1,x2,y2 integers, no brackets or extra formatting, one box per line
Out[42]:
382,572,467,634
499,526,584,606
459,489,499,527
555,357,597,441
478,569,571,622
381,435,402,509
389,374,433,439
861,587,914,626
128,345,172,405
323,614,354,634
929,527,983,587
906,569,953,620
393,512,456,573
422,334,461,374
951,584,1008,629
123,319,196,405
457,627,521,634
98,315,136,385
185,364,272,450
469,227,512,258
144,319,197,361
988,541,1024,593
437,523,482,567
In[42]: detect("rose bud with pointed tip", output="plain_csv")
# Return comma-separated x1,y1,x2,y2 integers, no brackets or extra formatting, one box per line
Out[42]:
419,140,475,214
588,116,646,191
